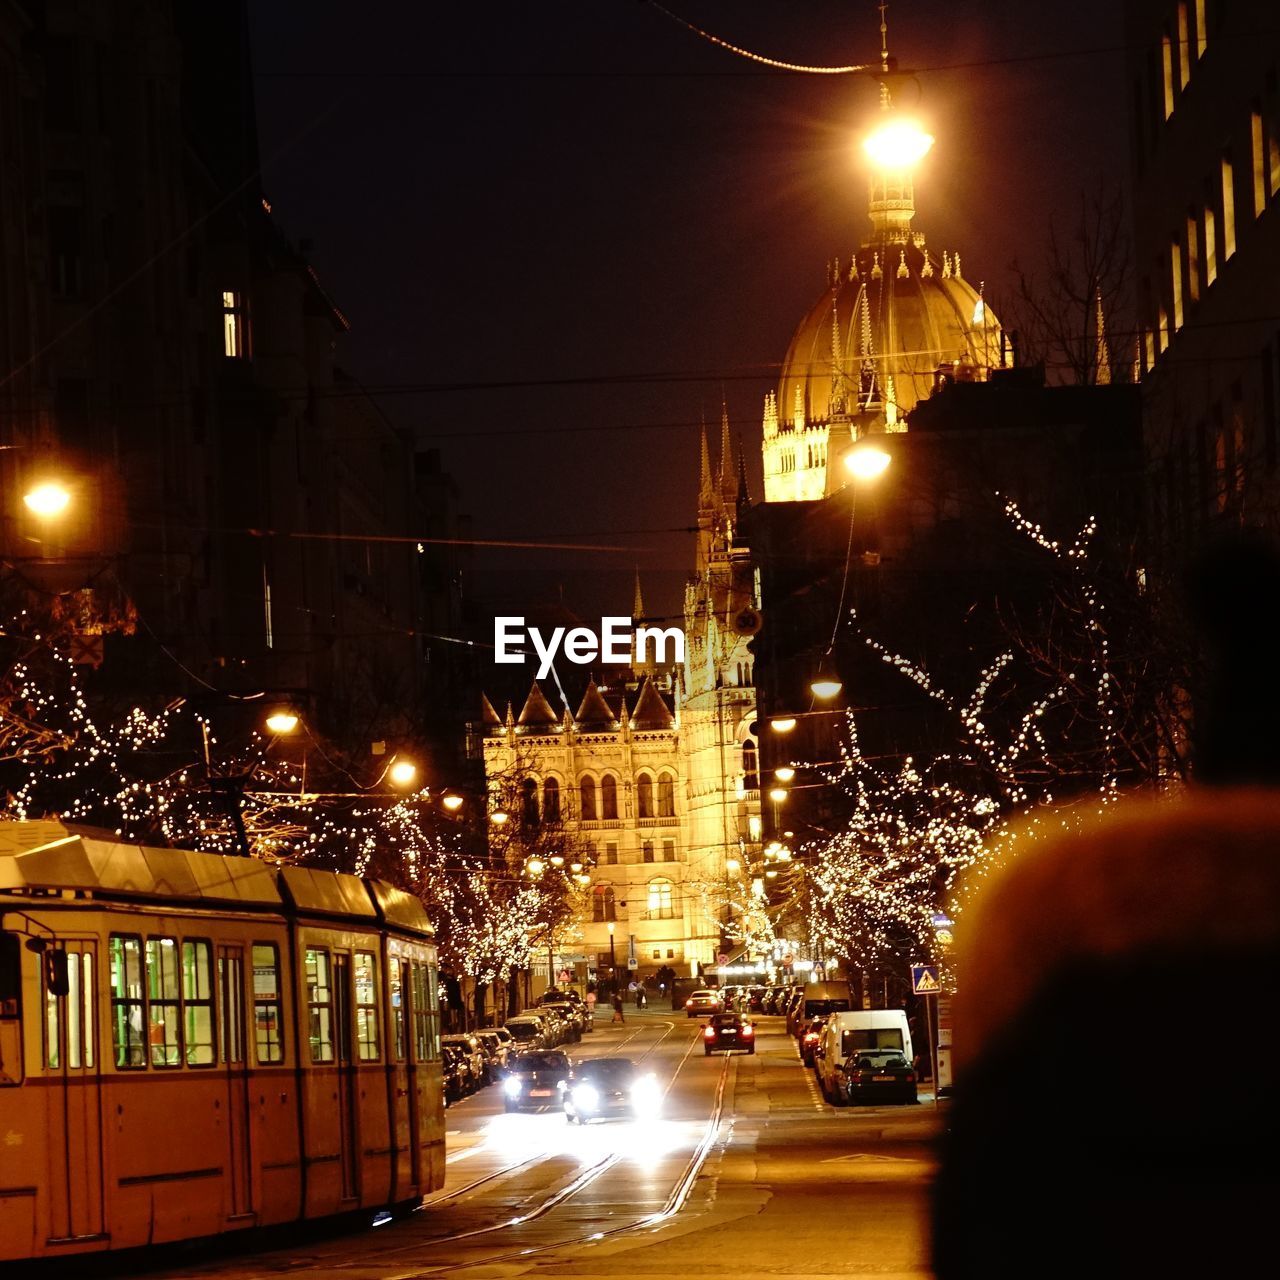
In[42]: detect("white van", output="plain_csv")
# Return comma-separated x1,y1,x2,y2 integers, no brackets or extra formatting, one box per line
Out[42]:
814,1009,913,1104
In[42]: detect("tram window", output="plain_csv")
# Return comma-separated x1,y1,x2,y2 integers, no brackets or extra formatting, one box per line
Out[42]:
146,937,181,1067
45,977,60,1070
109,935,146,1068
391,959,406,1062
182,941,215,1066
410,962,429,1061
79,954,94,1069
306,948,335,1063
426,963,441,1060
354,951,380,1061
0,933,20,1020
252,943,284,1064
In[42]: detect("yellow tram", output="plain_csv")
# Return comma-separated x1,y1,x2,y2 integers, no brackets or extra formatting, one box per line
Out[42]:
0,819,445,1262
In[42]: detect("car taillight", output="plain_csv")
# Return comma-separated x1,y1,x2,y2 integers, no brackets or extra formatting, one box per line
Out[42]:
905,1074,915,1083
743,1025,755,1036
703,1026,716,1038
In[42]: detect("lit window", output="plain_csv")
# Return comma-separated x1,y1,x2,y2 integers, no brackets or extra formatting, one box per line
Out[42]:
647,878,676,920
1177,3,1190,90
222,290,250,358
306,948,334,1063
1222,153,1236,260
354,952,380,1061
146,937,181,1067
1251,109,1267,217
1171,239,1184,331
1204,201,1218,284
252,943,284,1064
181,941,214,1066
1194,0,1206,58
1186,212,1201,302
1160,33,1174,119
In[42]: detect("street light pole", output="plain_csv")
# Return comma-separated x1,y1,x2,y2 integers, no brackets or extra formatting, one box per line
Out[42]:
607,921,616,980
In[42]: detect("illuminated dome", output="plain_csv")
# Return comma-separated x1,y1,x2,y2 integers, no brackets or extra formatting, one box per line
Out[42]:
762,126,1005,503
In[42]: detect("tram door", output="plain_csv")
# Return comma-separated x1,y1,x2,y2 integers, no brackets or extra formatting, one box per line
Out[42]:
44,942,105,1242
217,946,254,1218
333,953,359,1200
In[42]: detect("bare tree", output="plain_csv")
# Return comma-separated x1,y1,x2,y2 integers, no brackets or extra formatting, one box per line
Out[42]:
1005,183,1134,386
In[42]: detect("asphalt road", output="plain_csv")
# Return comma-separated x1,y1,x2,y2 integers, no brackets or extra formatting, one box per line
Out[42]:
139,1010,941,1280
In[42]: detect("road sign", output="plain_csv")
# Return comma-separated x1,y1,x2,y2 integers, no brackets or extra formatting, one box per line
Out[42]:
716,952,728,965
911,964,941,995
70,633,103,667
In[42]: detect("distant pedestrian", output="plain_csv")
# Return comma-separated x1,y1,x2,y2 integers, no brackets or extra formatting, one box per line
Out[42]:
585,988,597,1019
636,986,647,1009
611,993,624,1023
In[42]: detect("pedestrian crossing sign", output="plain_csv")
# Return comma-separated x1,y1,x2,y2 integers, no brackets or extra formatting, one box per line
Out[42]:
911,964,941,995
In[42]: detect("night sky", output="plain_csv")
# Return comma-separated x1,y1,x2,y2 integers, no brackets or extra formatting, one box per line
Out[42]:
246,1,1128,632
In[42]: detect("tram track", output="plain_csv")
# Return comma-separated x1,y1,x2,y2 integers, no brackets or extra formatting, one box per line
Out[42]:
386,1030,733,1277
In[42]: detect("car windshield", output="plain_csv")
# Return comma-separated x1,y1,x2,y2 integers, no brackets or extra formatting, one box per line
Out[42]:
842,1029,905,1055
514,1052,568,1072
579,1059,637,1081
507,1023,539,1039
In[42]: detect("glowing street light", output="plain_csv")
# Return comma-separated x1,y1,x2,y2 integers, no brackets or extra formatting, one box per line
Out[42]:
768,786,789,804
809,655,843,700
490,809,510,825
23,482,71,519
843,444,892,482
770,717,798,734
863,117,934,170
265,709,299,735
774,766,796,783
441,792,464,812
388,759,418,789
526,857,545,877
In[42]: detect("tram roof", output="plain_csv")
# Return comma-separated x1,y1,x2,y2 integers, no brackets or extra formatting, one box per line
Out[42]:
0,820,431,935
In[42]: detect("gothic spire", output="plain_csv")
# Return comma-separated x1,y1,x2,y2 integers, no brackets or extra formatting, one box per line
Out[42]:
1094,289,1112,386
718,398,736,500
633,568,647,624
698,419,714,509
736,435,751,514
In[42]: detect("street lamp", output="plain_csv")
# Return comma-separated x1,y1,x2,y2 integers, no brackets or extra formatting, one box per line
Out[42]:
768,787,789,804
23,481,71,519
809,656,843,700
441,792,464,812
863,116,934,170
843,444,892,482
770,717,798,733
264,708,299,735
387,759,418,788
490,809,510,825
774,766,796,783
607,921,616,975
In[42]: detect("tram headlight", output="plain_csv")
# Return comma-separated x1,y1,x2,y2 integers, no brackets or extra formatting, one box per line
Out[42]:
631,1074,662,1119
503,1075,523,1098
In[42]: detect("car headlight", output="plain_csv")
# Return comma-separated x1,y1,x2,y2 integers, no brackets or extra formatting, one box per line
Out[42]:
572,1084,599,1111
631,1074,662,1117
503,1075,523,1098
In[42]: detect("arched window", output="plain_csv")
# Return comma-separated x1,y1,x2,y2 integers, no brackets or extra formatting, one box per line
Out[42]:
579,776,597,821
647,878,676,920
742,741,759,790
601,774,618,820
636,773,654,819
592,884,616,923
542,777,560,823
657,772,675,818
521,777,539,826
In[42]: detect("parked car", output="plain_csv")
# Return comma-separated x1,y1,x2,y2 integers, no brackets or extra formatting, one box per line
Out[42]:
746,986,769,1013
814,1009,914,1105
562,1057,662,1124
684,989,723,1018
799,1015,828,1067
442,1033,488,1086
441,1042,469,1102
502,1049,572,1111
840,1050,918,1105
504,1014,548,1051
762,986,788,1015
491,1025,515,1056
702,1011,756,1055
476,1030,509,1075
540,998,583,1042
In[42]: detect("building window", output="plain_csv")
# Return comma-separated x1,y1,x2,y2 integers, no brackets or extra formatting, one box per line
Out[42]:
643,840,655,863
1160,30,1174,120
1176,3,1191,90
662,839,676,862
1186,211,1201,303
1203,195,1218,285
1251,108,1267,217
667,949,675,959
604,842,619,865
543,777,560,823
222,290,251,358
592,884,617,923
1222,152,1236,261
647,878,676,920
1171,238,1184,331
742,741,759,789
1194,0,1207,57
579,776,597,821
636,773,654,819
657,772,675,817
522,777,539,826
252,943,284,1064
601,775,618,820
